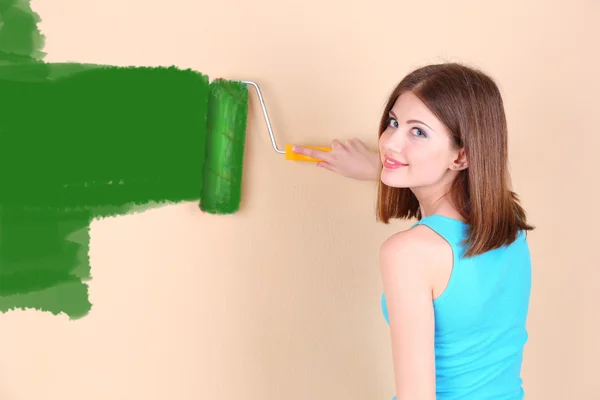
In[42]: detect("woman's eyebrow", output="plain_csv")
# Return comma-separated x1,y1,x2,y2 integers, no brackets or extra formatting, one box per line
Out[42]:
389,110,435,132
406,119,435,132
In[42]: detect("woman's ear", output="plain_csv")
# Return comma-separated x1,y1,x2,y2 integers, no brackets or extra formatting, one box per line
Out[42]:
451,148,469,170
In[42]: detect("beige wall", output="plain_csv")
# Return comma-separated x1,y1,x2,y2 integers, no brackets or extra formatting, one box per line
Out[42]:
1,0,598,398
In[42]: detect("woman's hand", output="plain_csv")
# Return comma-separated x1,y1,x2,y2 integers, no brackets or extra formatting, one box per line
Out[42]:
292,138,381,181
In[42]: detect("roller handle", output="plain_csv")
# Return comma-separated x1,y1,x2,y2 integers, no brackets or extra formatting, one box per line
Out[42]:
284,144,332,162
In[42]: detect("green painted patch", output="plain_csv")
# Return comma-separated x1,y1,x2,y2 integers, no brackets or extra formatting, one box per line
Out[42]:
0,0,46,63
0,62,210,319
0,0,251,319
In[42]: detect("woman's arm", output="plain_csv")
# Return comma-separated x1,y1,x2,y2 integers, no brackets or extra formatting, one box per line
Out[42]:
379,228,437,400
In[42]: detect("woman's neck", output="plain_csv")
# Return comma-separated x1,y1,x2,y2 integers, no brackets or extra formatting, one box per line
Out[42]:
412,184,464,221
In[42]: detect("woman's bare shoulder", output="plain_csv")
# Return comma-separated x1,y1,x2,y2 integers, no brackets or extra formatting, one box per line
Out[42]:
379,225,453,287
381,224,452,256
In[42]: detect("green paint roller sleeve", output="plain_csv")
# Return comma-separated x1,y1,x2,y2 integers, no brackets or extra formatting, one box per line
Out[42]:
200,79,249,214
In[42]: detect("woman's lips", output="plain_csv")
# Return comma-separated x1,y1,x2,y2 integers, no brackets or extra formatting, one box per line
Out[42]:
383,156,408,169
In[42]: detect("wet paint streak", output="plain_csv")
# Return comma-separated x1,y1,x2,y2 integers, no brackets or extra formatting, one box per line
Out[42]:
200,79,249,214
0,2,213,318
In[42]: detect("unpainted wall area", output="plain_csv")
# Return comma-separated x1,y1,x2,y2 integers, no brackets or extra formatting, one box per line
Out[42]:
1,0,598,399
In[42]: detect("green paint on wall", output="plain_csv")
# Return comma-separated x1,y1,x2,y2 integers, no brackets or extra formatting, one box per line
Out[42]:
0,0,252,319
0,62,210,319
0,0,46,63
0,2,213,318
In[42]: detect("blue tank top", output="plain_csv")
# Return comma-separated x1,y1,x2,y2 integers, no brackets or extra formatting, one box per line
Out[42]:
381,215,532,400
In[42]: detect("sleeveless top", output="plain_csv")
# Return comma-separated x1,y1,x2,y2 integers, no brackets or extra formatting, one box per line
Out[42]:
381,215,532,400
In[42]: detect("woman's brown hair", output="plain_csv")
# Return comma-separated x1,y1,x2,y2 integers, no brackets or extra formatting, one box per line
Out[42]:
376,62,534,257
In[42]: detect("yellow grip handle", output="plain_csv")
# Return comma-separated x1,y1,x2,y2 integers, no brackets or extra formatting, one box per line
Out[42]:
285,144,332,162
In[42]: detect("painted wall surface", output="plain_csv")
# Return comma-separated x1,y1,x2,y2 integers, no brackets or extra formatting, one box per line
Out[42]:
1,0,599,399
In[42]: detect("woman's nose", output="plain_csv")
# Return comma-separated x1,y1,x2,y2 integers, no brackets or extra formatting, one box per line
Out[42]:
380,132,404,154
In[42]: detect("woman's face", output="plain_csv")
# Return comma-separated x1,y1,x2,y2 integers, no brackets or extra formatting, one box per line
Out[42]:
378,91,463,190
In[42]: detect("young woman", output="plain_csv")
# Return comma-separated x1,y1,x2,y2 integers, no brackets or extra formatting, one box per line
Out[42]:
293,63,534,400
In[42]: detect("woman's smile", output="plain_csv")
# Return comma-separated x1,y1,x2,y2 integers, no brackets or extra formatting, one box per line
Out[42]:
382,155,408,169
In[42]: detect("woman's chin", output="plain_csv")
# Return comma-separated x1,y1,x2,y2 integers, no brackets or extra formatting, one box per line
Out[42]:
380,170,409,188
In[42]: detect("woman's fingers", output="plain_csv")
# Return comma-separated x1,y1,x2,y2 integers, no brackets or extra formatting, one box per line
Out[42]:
293,138,379,180
348,137,367,150
292,145,334,162
331,138,344,149
316,161,338,173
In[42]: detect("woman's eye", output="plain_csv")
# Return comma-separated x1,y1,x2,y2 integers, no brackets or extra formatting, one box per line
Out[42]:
411,127,426,137
388,118,398,128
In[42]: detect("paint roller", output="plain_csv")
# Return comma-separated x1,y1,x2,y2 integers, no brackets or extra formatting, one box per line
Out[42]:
240,80,332,162
0,63,323,217
199,79,331,215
